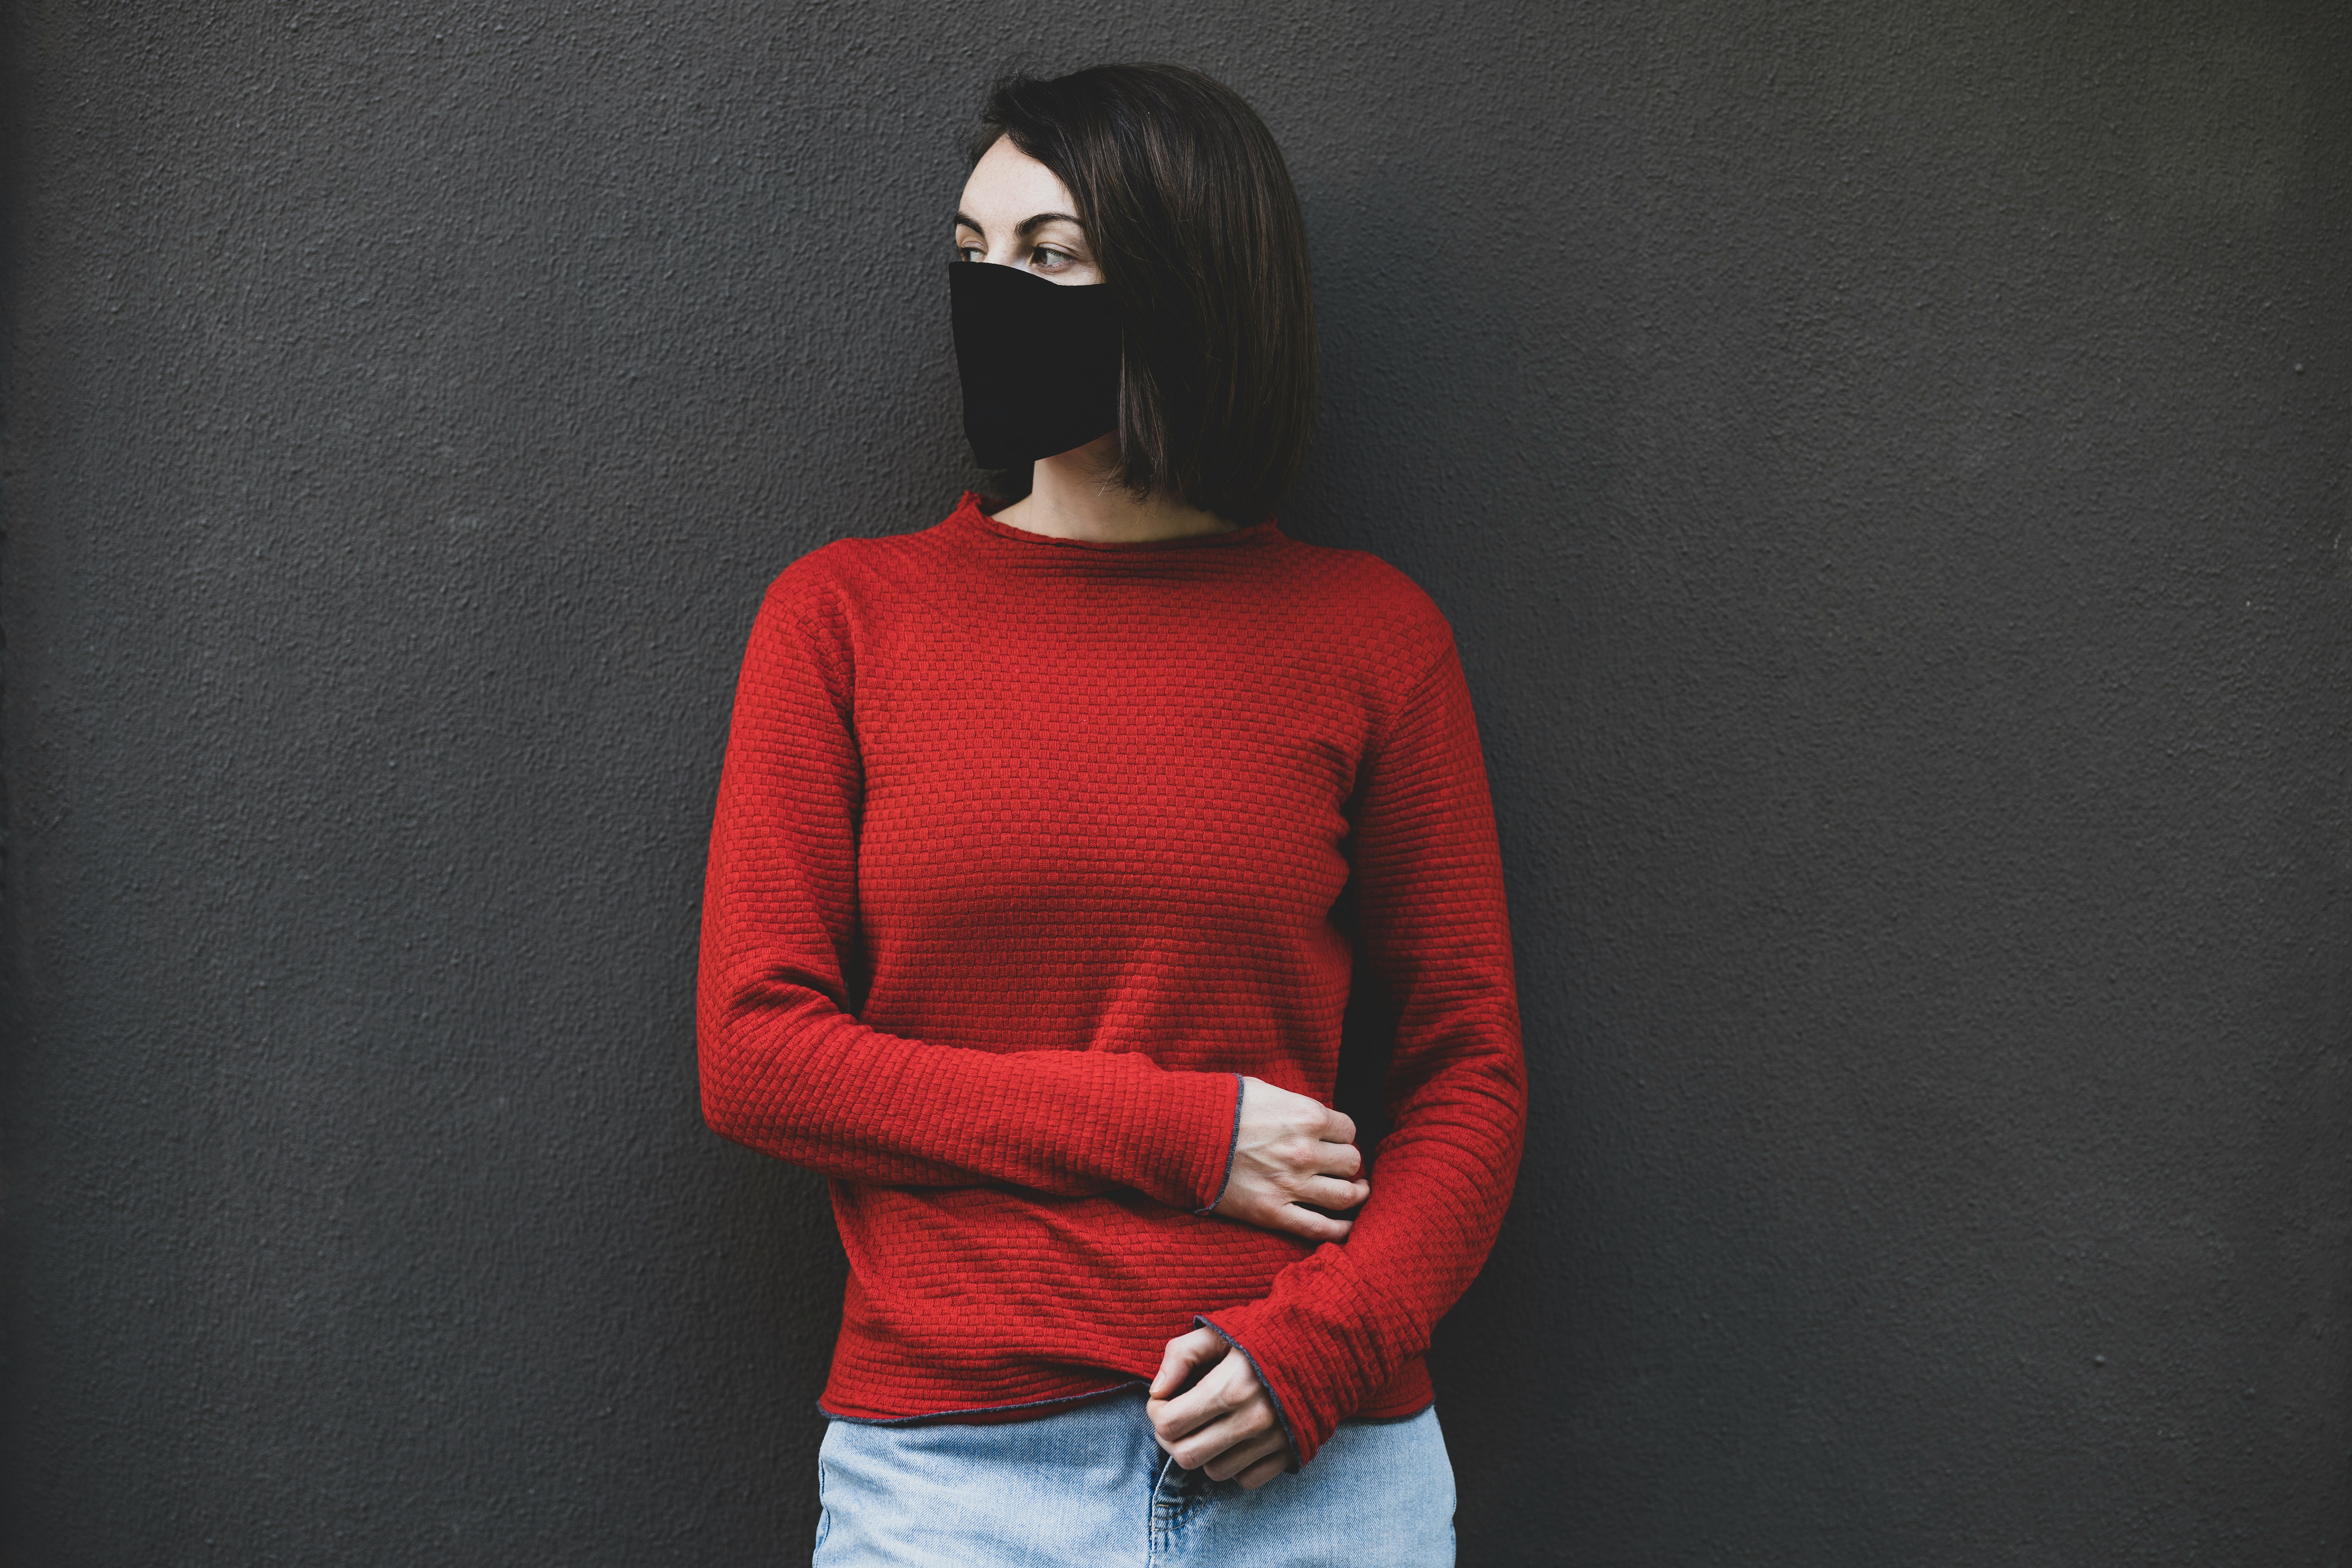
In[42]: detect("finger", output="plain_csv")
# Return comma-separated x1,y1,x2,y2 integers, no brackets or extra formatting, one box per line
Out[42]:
1207,1427,1288,1482
1320,1107,1357,1146
1236,1448,1292,1490
1202,1427,1289,1482
1151,1349,1251,1441
1168,1402,1275,1470
1154,1343,1269,1447
1317,1140,1364,1180
1152,1335,1223,1401
1148,1327,1227,1400
1298,1175,1370,1212
1267,1203,1353,1244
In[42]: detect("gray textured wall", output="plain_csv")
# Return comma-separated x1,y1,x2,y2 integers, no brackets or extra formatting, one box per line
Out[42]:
4,3,2346,1563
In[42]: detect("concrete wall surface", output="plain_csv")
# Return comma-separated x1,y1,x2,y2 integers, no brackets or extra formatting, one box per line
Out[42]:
2,2,2346,1563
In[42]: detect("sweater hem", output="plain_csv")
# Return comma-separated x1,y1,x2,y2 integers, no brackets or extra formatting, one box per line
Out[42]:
1339,1399,1435,1426
816,1378,1147,1426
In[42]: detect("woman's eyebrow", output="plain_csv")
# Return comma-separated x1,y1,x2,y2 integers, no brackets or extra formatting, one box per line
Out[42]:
951,211,1084,237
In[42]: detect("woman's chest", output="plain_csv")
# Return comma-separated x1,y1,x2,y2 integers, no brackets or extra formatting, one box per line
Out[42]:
847,614,1374,929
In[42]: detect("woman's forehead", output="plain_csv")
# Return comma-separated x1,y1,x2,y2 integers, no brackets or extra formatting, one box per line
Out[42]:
957,137,1078,227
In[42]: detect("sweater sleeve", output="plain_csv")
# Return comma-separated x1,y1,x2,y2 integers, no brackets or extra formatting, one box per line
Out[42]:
1197,638,1528,1467
695,569,1242,1209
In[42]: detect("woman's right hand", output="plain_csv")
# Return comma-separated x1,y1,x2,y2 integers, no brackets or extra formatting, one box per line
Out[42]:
1210,1077,1370,1242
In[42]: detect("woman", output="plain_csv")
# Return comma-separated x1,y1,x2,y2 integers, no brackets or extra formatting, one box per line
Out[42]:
698,62,1525,1565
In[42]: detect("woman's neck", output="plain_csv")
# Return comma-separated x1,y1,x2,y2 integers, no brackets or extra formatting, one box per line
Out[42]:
991,435,1239,544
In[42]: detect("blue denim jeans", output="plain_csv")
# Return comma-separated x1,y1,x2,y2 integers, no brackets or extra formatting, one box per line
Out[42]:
810,1388,1455,1566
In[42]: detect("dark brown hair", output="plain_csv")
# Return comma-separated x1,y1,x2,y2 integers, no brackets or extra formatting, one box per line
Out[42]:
972,64,1317,524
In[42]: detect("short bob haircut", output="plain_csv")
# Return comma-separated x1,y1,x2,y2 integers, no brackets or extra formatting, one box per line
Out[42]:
971,64,1316,525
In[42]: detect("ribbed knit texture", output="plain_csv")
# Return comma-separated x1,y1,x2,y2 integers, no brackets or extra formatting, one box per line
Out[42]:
696,493,1526,1466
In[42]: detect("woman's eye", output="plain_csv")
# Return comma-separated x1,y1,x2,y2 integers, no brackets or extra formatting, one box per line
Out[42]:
1032,247,1071,269
955,244,985,262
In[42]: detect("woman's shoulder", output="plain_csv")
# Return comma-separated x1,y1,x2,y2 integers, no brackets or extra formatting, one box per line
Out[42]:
754,511,963,622
1270,535,1458,672
1277,536,1444,611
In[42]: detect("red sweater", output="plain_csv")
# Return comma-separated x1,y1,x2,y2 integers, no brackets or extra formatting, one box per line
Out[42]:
696,493,1525,1466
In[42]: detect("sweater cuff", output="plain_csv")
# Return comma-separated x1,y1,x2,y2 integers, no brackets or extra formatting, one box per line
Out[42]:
1195,1267,1405,1469
1189,1073,1245,1215
1133,1065,1243,1213
1191,1314,1306,1474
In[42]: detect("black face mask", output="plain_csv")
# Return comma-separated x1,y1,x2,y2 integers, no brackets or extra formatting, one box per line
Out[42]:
949,261,1123,470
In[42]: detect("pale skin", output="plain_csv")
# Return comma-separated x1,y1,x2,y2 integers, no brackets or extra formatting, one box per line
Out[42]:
956,135,1371,1488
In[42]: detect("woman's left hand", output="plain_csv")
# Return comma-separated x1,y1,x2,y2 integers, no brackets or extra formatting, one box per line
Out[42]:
1145,1326,1296,1489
